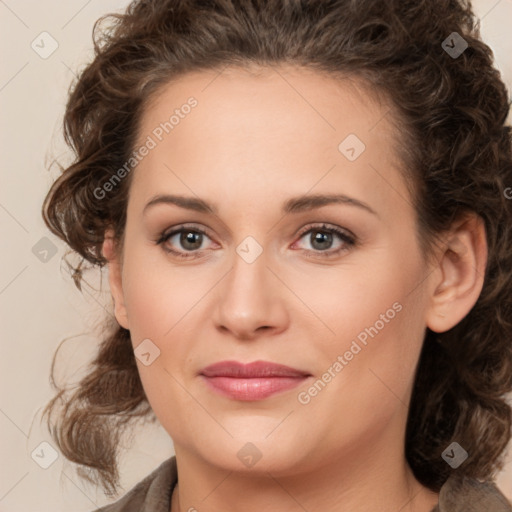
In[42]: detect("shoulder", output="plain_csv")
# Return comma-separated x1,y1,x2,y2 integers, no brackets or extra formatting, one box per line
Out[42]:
91,456,177,512
436,473,512,512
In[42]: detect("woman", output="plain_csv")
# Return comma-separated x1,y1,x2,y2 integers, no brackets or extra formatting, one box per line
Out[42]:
41,0,512,511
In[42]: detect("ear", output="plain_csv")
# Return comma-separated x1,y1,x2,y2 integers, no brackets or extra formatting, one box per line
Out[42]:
425,213,488,333
102,228,130,330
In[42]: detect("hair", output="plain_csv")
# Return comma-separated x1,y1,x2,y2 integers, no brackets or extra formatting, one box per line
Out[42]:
41,0,512,498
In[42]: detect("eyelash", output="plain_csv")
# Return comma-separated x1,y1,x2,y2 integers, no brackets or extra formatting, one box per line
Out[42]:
155,223,356,260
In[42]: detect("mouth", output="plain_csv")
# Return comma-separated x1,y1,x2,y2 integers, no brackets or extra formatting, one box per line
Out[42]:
199,360,312,401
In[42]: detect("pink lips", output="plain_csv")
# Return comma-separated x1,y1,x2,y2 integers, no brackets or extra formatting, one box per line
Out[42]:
199,360,311,401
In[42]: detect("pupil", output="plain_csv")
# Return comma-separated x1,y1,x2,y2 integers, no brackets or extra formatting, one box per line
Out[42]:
178,230,333,251
182,231,201,250
312,231,332,250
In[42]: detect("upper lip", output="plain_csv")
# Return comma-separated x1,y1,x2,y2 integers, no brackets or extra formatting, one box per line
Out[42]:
200,360,311,378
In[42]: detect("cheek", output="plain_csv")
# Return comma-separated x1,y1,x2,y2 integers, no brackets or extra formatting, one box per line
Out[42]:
318,253,423,347
312,247,427,402
121,248,204,341
306,297,426,450
119,248,201,430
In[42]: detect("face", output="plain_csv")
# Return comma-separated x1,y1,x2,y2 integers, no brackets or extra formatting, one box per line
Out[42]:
107,65,438,475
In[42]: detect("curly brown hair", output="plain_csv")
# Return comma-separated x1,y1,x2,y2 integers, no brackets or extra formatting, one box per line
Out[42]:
41,0,512,498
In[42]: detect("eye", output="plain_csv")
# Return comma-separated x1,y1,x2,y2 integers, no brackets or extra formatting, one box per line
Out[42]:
156,224,215,259
155,222,356,260
292,223,356,258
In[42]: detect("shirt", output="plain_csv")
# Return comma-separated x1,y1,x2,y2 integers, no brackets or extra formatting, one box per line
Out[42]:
92,456,512,512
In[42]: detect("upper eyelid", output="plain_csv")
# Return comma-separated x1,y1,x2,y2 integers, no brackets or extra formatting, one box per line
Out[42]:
296,223,355,239
161,223,215,240
162,222,351,235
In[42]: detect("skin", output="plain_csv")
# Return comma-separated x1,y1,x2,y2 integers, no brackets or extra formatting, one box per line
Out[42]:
102,65,487,512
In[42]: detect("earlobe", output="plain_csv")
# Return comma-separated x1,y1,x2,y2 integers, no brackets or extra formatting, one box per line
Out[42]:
425,213,487,333
102,229,130,330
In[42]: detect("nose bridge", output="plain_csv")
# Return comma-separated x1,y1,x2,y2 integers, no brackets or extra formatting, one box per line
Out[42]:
213,236,287,338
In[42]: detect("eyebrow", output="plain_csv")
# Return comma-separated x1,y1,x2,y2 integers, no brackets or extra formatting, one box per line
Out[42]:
143,193,378,217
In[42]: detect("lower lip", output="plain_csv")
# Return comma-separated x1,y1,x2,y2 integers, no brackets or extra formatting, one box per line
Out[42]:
200,375,310,400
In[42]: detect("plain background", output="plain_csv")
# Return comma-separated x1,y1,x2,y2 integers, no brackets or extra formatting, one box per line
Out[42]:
1,1,511,510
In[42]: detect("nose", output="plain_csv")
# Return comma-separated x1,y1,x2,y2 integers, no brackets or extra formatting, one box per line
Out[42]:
212,246,289,341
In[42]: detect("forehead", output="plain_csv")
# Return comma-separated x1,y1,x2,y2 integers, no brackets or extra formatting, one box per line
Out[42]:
138,64,393,146
130,65,409,219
